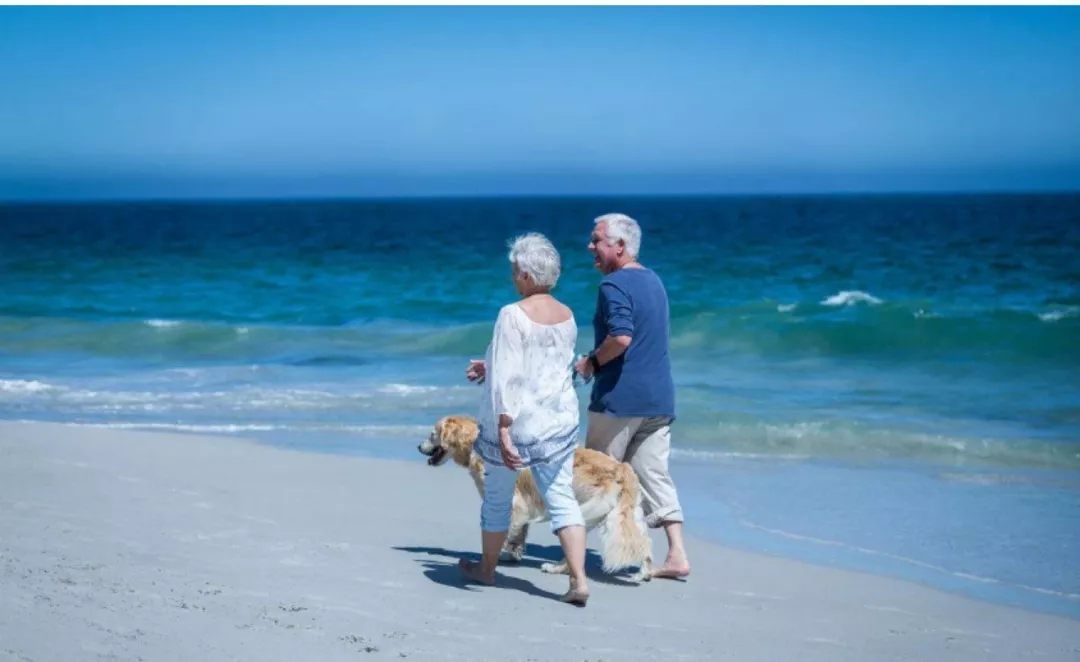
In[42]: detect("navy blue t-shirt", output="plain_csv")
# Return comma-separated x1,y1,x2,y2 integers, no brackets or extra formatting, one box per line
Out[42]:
589,267,676,419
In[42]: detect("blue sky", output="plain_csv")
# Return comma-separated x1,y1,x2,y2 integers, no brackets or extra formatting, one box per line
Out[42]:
1,6,1078,199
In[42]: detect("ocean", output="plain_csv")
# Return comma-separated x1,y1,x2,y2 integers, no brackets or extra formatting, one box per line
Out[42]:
2,194,1078,617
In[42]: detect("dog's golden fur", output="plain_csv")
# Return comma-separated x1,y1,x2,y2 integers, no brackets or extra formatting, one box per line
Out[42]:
418,414,653,581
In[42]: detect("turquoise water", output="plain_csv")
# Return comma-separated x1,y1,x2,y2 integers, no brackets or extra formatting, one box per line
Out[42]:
2,195,1078,616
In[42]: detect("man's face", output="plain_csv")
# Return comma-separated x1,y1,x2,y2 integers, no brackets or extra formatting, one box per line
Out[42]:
588,221,621,274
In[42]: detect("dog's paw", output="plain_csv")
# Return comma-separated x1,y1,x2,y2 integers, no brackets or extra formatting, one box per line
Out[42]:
499,545,525,564
540,562,570,575
631,569,653,583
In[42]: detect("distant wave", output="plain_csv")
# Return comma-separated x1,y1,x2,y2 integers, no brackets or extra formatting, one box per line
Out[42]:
0,378,54,394
377,384,441,396
0,378,476,416
0,315,502,367
45,420,434,437
820,290,883,306
1,296,1077,370
666,301,1080,363
1038,306,1079,323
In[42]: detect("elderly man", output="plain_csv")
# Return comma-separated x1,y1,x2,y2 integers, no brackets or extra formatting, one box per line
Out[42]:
574,212,691,580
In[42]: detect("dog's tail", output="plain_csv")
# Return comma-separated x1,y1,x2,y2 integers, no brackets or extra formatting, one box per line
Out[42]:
597,462,653,574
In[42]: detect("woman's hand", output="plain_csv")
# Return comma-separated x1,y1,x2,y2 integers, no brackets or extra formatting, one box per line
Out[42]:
466,359,486,384
498,420,523,470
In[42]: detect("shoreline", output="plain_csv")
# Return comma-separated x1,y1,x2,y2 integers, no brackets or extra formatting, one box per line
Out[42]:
6,416,1080,621
2,420,1078,661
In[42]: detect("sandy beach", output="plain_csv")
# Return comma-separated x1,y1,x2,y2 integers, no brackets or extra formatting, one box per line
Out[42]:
1,421,1078,662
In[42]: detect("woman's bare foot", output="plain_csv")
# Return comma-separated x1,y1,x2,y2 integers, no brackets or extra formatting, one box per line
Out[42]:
560,585,590,607
458,559,495,586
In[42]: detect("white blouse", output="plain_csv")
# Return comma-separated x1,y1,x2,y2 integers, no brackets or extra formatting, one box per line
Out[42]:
474,303,580,468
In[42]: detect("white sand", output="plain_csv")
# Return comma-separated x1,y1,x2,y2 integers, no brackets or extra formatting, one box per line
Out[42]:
1,421,1078,662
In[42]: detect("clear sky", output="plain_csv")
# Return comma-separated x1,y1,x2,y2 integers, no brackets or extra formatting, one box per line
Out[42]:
1,6,1078,199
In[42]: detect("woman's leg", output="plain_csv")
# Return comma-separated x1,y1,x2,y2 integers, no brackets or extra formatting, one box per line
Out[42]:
533,448,589,604
555,525,588,603
460,463,516,585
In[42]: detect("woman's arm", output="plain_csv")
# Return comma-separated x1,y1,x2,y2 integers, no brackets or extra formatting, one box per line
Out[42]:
489,307,526,468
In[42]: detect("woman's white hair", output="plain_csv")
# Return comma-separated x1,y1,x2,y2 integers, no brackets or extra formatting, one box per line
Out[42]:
594,212,641,258
508,232,562,289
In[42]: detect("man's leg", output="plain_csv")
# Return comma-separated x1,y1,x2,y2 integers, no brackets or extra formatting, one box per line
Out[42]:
584,411,642,461
624,417,690,579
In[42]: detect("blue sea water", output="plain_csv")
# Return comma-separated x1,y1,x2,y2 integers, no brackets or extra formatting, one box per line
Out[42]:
1,194,1078,617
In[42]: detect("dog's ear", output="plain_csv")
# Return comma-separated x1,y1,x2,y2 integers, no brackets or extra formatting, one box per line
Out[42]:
443,417,478,466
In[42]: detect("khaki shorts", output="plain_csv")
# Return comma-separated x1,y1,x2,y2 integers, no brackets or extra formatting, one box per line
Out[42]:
585,412,684,528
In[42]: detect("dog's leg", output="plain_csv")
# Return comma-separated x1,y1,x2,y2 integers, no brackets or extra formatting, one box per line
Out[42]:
540,558,570,575
502,522,529,563
631,551,654,582
629,499,654,582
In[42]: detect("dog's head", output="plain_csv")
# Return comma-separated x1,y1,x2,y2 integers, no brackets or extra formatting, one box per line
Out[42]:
417,415,479,467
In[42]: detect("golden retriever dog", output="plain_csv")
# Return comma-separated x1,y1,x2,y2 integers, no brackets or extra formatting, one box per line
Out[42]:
418,414,653,582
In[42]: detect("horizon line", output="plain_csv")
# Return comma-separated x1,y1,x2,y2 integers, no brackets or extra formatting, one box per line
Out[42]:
3,187,1080,205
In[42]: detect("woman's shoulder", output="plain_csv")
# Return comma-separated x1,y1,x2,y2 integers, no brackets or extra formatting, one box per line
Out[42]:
497,302,527,322
515,298,575,327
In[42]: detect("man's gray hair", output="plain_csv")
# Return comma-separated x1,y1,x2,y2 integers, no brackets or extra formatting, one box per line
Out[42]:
508,232,562,289
594,213,642,258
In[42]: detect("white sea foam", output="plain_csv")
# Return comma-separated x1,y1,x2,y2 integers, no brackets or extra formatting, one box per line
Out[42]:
144,319,182,328
70,422,279,433
377,384,442,396
820,290,883,306
60,420,432,437
777,303,797,313
0,378,473,416
328,424,433,436
671,447,811,462
1038,307,1078,322
0,379,55,394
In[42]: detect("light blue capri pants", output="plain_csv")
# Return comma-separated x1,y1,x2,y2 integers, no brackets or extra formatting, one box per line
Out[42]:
480,446,584,533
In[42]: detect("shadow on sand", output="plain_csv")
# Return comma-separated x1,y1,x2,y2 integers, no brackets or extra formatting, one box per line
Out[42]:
392,545,559,601
393,543,643,589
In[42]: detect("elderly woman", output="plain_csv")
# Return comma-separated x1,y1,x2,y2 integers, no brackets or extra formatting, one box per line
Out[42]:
461,232,589,606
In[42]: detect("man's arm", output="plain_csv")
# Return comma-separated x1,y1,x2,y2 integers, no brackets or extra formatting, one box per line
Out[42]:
592,334,631,367
578,281,633,377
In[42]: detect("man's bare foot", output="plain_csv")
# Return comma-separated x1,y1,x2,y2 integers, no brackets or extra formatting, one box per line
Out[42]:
560,585,590,607
651,558,691,580
458,559,495,586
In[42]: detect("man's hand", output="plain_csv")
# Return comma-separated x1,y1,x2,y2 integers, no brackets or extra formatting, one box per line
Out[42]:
574,355,594,380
